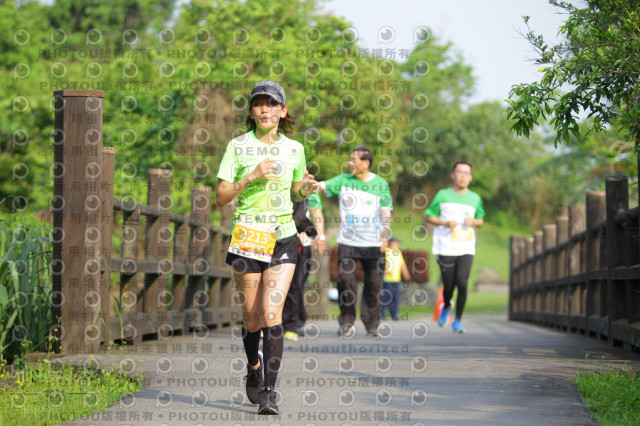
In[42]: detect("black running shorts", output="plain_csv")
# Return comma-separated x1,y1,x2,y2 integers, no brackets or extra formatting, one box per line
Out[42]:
225,234,300,273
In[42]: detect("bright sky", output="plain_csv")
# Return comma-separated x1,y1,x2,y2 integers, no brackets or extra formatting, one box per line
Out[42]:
322,0,571,105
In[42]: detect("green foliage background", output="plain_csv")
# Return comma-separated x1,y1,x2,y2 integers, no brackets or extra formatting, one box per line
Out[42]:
506,0,640,147
0,0,636,229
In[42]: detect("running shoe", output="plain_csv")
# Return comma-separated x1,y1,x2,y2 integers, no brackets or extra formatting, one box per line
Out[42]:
258,386,279,415
452,316,466,333
437,307,451,327
245,350,263,404
338,324,355,337
284,331,299,341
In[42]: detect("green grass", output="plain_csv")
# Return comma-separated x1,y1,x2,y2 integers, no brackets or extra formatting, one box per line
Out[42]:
396,291,508,320
455,291,508,315
576,365,640,426
0,356,142,426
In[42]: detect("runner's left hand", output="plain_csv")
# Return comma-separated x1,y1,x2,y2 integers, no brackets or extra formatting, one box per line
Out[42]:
301,170,318,196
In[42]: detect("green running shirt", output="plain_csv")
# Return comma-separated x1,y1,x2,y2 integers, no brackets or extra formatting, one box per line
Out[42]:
425,188,485,256
324,173,392,247
217,131,306,238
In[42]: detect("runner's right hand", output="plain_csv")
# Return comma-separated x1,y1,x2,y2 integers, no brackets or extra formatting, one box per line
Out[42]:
252,157,275,179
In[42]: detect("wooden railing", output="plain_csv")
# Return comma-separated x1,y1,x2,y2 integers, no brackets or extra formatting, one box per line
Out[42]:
50,90,236,354
510,160,640,351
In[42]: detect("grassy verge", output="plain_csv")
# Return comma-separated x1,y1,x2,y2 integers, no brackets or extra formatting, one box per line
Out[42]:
457,292,508,315
398,291,509,320
0,356,142,426
576,364,640,426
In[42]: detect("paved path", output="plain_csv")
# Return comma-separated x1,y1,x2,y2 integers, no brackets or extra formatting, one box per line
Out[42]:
64,315,639,426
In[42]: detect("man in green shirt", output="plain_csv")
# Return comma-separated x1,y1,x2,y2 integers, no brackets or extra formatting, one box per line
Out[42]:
425,161,485,333
319,147,392,337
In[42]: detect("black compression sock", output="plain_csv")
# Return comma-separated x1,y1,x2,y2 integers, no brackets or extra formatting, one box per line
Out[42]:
262,324,284,388
242,326,261,367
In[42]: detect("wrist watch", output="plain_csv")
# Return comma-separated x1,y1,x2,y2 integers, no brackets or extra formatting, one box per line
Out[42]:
316,235,325,241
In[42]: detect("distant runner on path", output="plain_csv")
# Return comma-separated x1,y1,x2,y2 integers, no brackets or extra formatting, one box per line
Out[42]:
425,161,485,333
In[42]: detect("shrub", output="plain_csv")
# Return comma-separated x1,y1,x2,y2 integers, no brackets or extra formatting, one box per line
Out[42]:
0,218,53,363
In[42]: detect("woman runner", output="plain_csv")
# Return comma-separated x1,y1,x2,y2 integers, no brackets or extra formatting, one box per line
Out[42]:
216,80,317,415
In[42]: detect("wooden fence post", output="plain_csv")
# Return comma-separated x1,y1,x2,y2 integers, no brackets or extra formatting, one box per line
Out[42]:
508,236,517,321
526,237,535,296
517,237,527,286
598,195,609,337
624,208,639,350
100,147,115,347
542,224,556,324
186,186,212,330
568,205,586,332
555,216,569,329
533,231,543,315
170,218,190,335
630,155,640,345
585,191,606,338
533,232,543,283
206,203,232,329
144,169,172,338
605,176,628,345
542,225,556,281
119,203,140,345
52,89,104,354
207,209,223,329
218,204,235,325
517,236,528,320
509,235,528,320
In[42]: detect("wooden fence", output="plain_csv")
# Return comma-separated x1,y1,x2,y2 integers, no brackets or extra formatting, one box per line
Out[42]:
51,89,238,354
509,159,640,351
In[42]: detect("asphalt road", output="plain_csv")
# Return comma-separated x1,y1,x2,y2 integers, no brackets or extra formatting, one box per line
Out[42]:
64,315,639,426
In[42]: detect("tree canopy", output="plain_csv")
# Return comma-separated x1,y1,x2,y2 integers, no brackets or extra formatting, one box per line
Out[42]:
1,0,630,228
506,0,640,146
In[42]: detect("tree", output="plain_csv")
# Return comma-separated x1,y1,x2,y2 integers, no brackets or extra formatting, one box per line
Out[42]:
4,0,606,228
505,0,640,146
522,125,636,203
393,37,475,203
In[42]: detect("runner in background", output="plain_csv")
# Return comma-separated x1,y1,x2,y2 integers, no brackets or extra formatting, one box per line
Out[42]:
318,147,392,338
283,193,325,341
425,161,485,333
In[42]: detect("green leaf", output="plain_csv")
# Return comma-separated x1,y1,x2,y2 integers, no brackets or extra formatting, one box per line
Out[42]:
0,285,7,308
0,310,19,353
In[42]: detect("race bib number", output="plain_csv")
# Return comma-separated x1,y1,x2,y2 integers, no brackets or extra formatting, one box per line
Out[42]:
229,221,278,263
452,226,474,243
346,213,375,230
